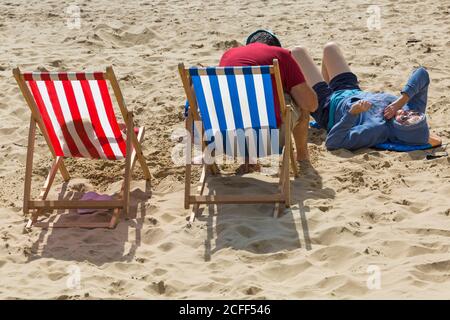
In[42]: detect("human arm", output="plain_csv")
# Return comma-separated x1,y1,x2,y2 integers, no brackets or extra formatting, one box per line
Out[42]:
384,67,430,119
383,92,409,119
290,82,318,112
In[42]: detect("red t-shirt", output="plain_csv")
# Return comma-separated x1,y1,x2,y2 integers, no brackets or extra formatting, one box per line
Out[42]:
219,43,305,126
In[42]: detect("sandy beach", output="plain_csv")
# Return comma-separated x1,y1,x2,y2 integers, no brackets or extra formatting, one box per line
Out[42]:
0,0,449,299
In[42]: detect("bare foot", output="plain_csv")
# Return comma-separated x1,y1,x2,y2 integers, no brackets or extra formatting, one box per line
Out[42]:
429,134,442,147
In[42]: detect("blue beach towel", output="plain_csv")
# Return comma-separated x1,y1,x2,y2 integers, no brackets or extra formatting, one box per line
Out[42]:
373,142,433,152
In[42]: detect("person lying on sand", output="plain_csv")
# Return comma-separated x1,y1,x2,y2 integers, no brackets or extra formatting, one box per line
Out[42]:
219,30,318,162
291,42,441,151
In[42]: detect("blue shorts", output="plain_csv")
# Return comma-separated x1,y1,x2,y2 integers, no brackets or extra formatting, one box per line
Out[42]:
310,72,360,129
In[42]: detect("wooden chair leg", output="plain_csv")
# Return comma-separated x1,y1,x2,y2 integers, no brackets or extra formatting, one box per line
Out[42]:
58,160,70,182
26,156,64,228
109,208,121,229
274,146,286,218
274,201,286,218
185,163,192,210
132,128,152,181
23,117,36,215
185,111,194,210
284,109,292,209
284,140,291,209
26,210,40,228
284,150,291,208
39,156,63,200
131,127,145,173
122,111,133,219
290,139,299,178
188,164,207,225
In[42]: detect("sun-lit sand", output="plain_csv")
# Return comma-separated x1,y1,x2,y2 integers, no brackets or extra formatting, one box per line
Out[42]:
0,0,449,299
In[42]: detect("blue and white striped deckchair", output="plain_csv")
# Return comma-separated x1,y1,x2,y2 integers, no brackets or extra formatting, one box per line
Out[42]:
178,59,298,222
188,65,280,159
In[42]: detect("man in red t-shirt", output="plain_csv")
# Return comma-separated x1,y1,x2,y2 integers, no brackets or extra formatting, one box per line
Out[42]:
219,30,317,162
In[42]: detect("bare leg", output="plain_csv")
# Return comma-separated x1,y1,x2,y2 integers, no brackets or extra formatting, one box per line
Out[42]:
321,62,330,83
321,42,352,81
289,46,325,161
291,46,324,88
292,109,310,161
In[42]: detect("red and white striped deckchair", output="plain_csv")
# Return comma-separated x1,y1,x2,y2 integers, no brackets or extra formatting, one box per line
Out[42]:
13,66,151,229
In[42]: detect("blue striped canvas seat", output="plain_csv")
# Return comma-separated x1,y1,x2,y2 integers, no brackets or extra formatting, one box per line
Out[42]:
188,66,281,158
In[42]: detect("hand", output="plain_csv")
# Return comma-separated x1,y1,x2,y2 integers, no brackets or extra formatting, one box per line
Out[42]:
384,93,409,119
384,101,403,119
349,100,372,115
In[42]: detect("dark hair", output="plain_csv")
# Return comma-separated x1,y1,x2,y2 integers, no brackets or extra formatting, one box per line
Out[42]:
246,30,282,47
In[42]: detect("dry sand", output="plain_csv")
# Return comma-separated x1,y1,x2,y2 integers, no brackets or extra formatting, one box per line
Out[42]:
0,0,449,299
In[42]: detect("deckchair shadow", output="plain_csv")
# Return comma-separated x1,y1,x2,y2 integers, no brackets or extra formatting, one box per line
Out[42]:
26,180,151,264
196,175,301,261
200,165,334,260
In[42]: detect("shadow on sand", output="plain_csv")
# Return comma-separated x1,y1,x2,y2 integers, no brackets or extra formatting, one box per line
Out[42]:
26,181,151,265
197,163,335,261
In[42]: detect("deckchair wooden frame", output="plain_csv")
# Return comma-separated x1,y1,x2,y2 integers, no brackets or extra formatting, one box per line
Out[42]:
13,66,152,229
178,59,299,224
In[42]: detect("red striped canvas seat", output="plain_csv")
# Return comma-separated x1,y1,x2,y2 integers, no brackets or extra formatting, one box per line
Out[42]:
23,71,126,160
